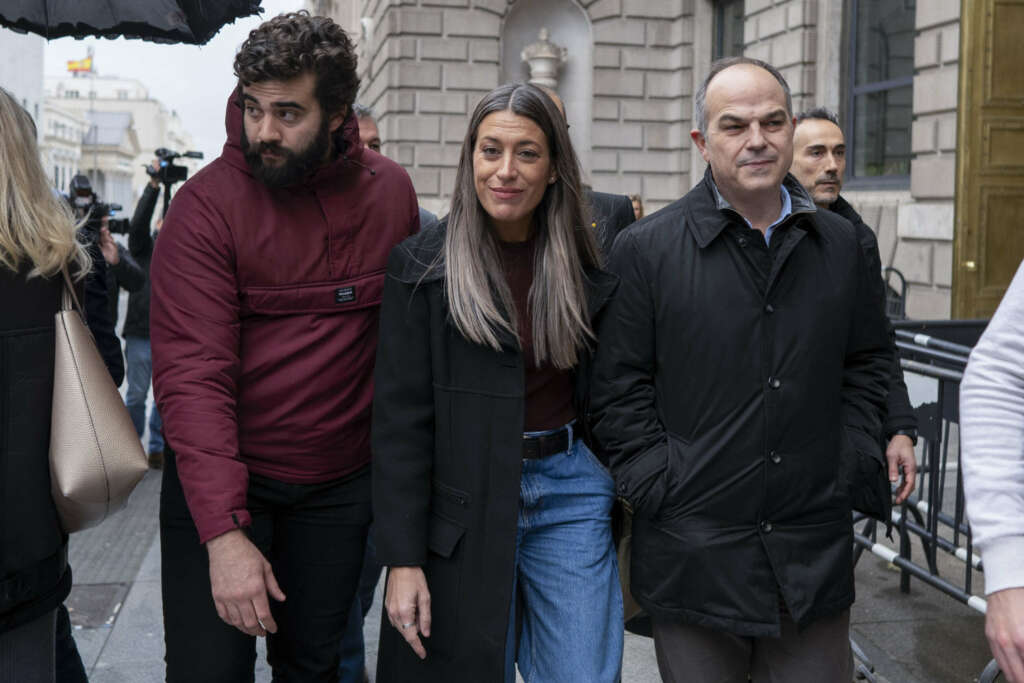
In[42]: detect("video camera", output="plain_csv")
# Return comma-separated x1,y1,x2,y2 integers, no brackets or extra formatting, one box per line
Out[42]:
68,174,131,234
146,147,204,186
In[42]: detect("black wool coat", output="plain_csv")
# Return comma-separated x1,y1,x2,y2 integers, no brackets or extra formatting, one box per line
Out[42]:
590,170,892,637
371,221,617,682
0,264,73,633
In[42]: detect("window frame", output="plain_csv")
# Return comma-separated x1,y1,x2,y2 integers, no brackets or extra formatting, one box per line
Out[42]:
843,0,915,189
712,0,745,61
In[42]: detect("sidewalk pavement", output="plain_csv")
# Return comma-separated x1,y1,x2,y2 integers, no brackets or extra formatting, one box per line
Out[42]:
66,468,990,682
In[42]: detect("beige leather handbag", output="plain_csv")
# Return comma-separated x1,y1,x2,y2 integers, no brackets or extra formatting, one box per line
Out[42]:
50,266,147,533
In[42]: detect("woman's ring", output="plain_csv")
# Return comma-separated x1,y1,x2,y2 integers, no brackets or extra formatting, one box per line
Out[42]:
401,622,416,629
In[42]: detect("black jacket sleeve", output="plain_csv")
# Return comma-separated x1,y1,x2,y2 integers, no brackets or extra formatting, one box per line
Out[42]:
110,244,146,293
371,248,435,567
854,227,917,437
841,235,895,520
129,184,160,260
80,232,124,386
590,230,670,516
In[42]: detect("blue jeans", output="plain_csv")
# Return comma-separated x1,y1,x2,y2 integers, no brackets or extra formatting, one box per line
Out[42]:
504,425,623,683
124,336,163,454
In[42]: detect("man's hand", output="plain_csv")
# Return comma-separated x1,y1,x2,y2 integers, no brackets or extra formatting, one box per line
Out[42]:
385,566,431,659
98,226,119,266
886,434,917,504
986,587,1024,682
206,529,286,637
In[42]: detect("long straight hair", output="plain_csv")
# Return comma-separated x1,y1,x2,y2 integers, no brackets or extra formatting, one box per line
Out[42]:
0,88,87,278
444,83,601,370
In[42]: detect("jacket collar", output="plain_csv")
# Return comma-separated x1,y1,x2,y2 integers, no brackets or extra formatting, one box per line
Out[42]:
687,167,818,249
828,194,861,223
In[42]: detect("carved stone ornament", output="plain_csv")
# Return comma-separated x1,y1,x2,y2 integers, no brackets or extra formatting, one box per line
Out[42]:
521,27,568,89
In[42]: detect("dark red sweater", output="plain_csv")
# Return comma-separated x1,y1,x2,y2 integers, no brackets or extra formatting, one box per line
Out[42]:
151,91,419,543
497,237,576,431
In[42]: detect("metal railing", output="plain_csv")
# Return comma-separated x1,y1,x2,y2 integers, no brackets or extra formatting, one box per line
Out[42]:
851,320,1001,682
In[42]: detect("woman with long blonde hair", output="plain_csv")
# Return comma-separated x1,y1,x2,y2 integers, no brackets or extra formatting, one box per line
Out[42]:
0,86,88,683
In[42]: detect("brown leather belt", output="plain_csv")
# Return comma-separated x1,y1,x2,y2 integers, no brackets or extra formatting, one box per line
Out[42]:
522,426,572,459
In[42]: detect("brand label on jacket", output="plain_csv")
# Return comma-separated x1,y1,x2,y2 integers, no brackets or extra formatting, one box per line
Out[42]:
335,286,356,304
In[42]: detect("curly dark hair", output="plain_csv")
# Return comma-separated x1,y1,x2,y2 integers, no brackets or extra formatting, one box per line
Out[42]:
233,11,359,119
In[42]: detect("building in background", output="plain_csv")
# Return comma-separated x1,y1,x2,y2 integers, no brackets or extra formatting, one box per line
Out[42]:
0,28,45,126
46,72,200,196
40,103,90,194
305,0,1024,320
79,110,141,209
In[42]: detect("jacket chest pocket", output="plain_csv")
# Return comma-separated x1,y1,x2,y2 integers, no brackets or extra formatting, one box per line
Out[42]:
239,270,386,316
437,326,523,398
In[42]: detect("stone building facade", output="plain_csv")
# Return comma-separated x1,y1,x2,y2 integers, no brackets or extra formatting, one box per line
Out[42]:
310,0,961,319
45,74,200,198
0,28,45,126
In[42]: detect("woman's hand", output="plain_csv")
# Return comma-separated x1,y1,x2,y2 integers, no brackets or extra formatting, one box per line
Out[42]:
385,566,431,659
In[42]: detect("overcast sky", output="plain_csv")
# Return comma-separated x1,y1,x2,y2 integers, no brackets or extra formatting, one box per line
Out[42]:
43,0,305,163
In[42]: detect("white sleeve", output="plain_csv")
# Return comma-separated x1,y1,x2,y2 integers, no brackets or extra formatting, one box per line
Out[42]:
961,259,1024,595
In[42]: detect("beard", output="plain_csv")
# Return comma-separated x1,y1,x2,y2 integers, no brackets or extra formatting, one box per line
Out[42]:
242,115,331,188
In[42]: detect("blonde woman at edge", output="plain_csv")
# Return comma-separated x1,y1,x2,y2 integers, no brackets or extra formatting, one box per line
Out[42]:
0,87,88,683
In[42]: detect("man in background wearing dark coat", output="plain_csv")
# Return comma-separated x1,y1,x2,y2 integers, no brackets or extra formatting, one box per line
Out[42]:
591,57,893,681
538,86,635,256
791,107,918,506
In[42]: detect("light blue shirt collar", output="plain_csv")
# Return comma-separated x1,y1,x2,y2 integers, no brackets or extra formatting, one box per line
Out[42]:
740,185,792,245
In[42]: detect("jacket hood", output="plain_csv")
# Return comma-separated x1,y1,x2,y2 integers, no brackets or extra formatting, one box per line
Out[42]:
220,87,365,182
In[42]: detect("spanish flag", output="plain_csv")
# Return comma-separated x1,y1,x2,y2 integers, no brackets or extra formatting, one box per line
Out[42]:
67,57,93,73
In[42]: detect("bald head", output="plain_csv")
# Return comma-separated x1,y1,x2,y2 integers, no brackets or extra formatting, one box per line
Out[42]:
538,85,566,121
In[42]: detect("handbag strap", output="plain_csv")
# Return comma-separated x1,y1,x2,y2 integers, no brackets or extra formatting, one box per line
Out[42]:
60,264,84,314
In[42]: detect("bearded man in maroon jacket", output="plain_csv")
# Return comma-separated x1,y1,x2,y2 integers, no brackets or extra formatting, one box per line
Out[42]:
150,13,419,682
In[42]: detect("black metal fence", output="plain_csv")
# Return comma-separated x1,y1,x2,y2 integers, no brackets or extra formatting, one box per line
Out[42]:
851,320,1000,682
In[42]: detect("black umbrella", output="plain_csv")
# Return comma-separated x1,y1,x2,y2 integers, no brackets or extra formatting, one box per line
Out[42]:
0,0,263,45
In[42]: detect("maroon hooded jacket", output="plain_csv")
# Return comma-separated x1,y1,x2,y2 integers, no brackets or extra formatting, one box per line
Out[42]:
151,91,419,544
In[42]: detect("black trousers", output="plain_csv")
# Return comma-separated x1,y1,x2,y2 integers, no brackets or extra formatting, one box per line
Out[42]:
0,609,55,683
160,447,371,683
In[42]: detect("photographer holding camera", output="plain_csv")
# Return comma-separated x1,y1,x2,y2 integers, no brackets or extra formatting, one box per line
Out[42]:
99,211,145,325
123,159,166,469
68,174,133,386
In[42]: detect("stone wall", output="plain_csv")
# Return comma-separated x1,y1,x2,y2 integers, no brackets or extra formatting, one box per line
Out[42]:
340,0,960,318
743,0,817,113
354,0,693,216
898,0,960,319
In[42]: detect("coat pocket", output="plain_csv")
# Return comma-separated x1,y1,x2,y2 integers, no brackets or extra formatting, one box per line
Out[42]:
427,511,466,559
424,512,466,660
239,270,386,316
840,426,891,523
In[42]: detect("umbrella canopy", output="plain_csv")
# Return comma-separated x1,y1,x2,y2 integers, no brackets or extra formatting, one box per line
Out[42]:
0,0,263,45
